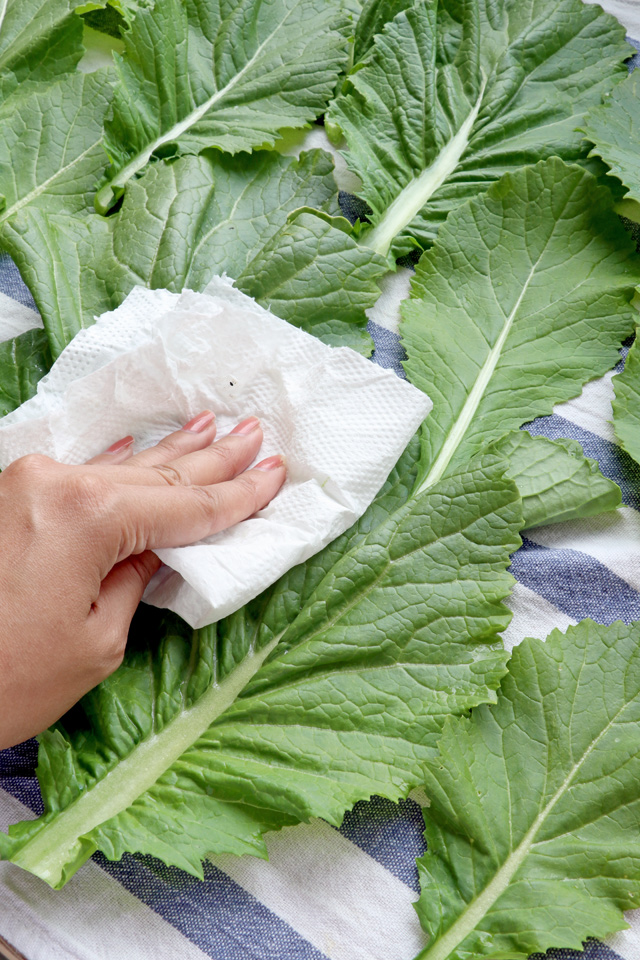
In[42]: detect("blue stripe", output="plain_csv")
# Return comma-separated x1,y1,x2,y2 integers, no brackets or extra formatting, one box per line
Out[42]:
0,254,37,311
524,414,640,511
368,319,407,379
544,942,626,960
96,853,330,960
511,537,640,625
0,769,330,960
337,796,425,892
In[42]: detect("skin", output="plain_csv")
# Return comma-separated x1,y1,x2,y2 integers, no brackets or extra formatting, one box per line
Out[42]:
0,411,285,750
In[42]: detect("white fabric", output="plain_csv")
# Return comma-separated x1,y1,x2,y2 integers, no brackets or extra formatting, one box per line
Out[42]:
586,0,640,35
0,278,431,628
0,293,41,342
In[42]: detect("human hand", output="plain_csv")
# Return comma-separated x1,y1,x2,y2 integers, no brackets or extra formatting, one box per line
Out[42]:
0,412,285,749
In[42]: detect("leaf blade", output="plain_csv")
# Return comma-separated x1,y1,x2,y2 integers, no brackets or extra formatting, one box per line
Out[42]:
1,454,522,888
414,619,640,960
94,0,349,212
328,0,629,257
401,159,640,492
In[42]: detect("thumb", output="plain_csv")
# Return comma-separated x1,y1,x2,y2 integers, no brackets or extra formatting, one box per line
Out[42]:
95,551,162,631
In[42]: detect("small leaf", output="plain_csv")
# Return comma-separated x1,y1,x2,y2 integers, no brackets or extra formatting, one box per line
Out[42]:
488,430,621,529
613,330,640,466
583,70,640,208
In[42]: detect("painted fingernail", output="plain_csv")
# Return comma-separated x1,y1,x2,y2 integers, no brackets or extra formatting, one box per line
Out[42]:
182,410,216,433
230,416,260,436
105,436,134,454
255,455,285,471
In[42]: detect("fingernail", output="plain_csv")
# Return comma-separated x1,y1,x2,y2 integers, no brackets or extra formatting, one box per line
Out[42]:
255,455,285,471
105,436,134,454
230,416,260,436
182,410,216,433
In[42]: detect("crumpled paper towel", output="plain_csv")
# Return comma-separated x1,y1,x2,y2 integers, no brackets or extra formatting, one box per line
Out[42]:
0,278,432,628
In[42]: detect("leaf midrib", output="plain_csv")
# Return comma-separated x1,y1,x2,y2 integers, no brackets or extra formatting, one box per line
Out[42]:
105,0,304,194
11,635,280,886
416,701,629,960
415,184,573,494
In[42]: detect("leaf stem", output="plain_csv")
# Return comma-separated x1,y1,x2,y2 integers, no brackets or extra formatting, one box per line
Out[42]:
11,635,280,888
363,79,486,258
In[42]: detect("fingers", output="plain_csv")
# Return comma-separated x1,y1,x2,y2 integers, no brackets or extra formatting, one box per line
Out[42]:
115,456,286,555
85,411,217,469
86,435,134,465
125,410,217,468
105,417,264,489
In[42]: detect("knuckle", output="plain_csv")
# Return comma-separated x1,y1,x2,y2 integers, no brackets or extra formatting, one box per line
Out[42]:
235,473,261,511
211,441,235,469
152,462,186,487
4,453,54,483
62,473,115,519
190,484,221,524
92,635,127,682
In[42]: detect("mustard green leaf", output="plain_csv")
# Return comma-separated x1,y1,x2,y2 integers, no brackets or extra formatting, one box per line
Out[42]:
3,150,384,357
413,619,640,960
328,0,629,258
488,430,622,530
94,0,350,212
401,160,640,493
0,453,521,888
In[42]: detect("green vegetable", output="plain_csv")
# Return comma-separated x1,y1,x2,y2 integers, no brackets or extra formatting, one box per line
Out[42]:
0,452,522,888
3,151,386,358
0,72,113,226
583,71,640,214
401,159,640,495
0,0,105,100
352,0,417,62
0,329,52,417
94,0,350,212
413,618,640,960
488,431,622,530
329,0,629,258
613,331,640,466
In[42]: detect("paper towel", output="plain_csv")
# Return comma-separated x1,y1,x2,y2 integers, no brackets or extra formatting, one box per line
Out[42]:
0,278,432,627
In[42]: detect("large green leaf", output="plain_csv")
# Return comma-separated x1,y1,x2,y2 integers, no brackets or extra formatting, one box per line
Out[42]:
94,0,350,212
327,0,629,258
401,159,640,494
0,0,101,100
613,330,640,466
0,452,522,888
3,150,385,358
488,430,622,530
413,619,640,960
583,71,640,211
0,71,113,225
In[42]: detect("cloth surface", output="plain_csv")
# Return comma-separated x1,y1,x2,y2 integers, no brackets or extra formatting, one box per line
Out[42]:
0,279,430,628
3,5,640,959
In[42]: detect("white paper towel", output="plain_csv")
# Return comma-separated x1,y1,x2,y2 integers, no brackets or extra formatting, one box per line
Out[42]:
0,278,432,627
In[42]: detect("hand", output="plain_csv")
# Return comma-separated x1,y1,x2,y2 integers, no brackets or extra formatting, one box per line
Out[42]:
0,412,285,749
